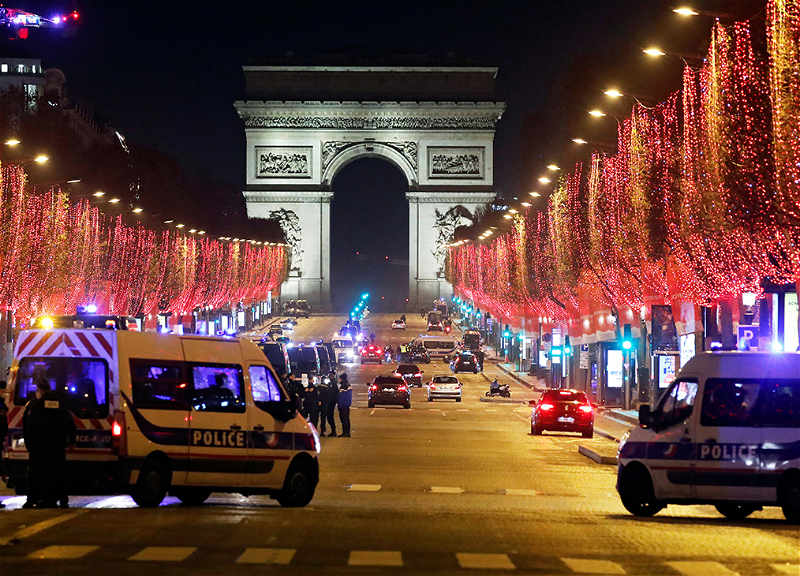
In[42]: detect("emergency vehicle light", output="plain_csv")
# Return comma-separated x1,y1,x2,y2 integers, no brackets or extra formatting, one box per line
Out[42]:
40,316,54,329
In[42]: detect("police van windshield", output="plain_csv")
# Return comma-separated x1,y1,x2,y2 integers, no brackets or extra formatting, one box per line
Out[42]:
14,357,109,419
287,346,319,374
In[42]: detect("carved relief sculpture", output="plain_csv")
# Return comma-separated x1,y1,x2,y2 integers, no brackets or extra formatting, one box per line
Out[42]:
428,147,485,179
256,146,312,178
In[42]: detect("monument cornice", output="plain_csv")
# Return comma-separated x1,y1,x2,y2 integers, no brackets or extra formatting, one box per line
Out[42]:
235,101,505,130
406,191,496,204
244,190,334,203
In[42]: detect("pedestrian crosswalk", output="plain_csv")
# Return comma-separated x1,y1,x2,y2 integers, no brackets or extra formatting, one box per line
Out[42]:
17,545,798,574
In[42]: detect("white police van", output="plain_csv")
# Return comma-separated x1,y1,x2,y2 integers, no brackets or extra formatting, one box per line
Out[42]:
3,325,320,507
617,351,800,522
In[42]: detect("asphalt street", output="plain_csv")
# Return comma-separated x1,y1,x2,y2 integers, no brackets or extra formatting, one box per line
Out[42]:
1,313,798,576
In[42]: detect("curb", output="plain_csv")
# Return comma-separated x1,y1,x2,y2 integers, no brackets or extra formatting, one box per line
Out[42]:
578,445,618,466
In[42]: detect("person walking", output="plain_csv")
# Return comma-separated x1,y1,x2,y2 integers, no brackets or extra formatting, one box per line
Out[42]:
320,376,338,437
338,374,353,437
25,373,76,508
304,381,321,431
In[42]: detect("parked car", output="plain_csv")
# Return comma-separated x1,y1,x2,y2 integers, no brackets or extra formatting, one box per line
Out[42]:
428,374,462,402
368,375,410,408
361,344,383,364
530,389,594,438
268,324,283,335
394,364,423,387
391,319,406,330
450,352,479,374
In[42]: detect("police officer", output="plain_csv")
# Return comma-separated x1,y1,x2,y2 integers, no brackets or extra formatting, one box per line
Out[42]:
25,375,76,508
338,374,352,438
286,373,305,414
304,381,321,431
320,376,338,437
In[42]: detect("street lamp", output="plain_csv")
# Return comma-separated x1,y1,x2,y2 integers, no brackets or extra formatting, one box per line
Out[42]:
546,164,560,171
537,176,551,184
643,47,666,57
673,6,698,16
588,109,607,118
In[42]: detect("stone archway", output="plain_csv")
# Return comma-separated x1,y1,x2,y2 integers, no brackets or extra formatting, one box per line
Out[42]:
235,66,505,311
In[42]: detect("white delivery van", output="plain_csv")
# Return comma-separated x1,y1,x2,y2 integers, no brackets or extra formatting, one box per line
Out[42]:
617,351,800,523
331,334,356,364
3,327,320,507
411,335,460,361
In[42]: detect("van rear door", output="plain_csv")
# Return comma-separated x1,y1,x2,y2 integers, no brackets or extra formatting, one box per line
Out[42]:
181,338,248,487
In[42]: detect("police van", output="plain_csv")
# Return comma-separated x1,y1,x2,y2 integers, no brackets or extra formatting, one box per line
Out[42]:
617,351,800,523
3,326,320,507
410,335,460,362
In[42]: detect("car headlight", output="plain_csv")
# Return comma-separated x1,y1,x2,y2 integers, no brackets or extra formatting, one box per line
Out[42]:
617,430,630,455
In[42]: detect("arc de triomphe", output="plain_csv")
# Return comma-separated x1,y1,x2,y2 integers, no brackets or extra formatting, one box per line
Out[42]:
235,66,505,311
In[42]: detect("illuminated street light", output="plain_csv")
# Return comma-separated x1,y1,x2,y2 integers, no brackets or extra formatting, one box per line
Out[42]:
643,47,666,57
132,207,143,213
521,202,531,207
503,214,513,219
176,224,185,229
529,191,541,197
93,191,105,197
508,208,518,214
164,219,174,224
109,198,121,204
4,139,20,146
538,176,551,184
604,89,623,98
588,109,606,117
673,6,698,16
572,138,588,145
34,155,48,163
546,164,560,171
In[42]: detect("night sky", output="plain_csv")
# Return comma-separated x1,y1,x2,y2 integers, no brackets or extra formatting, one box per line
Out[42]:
9,1,766,310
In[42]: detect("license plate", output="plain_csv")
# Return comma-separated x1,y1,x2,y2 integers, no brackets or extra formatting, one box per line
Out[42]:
387,388,395,392
557,417,574,423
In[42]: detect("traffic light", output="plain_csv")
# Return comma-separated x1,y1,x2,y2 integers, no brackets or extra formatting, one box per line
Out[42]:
503,324,511,338
563,335,571,355
622,323,632,350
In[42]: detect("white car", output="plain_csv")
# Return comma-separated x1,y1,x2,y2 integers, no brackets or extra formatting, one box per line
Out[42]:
391,319,406,330
427,374,462,402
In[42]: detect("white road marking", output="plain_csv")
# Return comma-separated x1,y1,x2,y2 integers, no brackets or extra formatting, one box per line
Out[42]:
504,488,540,496
348,484,382,491
28,545,99,560
429,486,464,494
457,408,469,411
770,564,800,575
85,495,138,508
428,408,441,411
237,548,296,564
562,557,627,574
370,409,376,415
665,561,740,576
349,550,403,566
485,408,498,412
0,509,88,546
129,547,197,561
456,553,515,569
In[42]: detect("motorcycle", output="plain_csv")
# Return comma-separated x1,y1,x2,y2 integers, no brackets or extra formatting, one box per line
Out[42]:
485,380,510,398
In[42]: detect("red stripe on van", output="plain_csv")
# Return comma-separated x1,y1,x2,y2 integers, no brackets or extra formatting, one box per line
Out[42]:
28,331,57,357
75,332,100,357
73,416,86,429
42,333,66,356
17,331,39,356
89,419,102,429
94,332,113,357
62,333,84,356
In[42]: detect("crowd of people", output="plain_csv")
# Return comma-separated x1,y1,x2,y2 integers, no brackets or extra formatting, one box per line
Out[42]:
283,370,353,437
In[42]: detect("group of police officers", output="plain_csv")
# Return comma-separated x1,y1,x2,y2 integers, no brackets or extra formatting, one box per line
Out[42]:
285,371,353,438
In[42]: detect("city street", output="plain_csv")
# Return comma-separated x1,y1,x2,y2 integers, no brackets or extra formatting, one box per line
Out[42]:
0,314,798,576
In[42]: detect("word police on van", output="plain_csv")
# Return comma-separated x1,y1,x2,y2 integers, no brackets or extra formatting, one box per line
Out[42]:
3,322,320,507
617,351,800,523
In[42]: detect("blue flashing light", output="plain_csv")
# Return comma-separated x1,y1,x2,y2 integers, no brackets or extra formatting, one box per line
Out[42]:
772,341,784,352
85,304,98,313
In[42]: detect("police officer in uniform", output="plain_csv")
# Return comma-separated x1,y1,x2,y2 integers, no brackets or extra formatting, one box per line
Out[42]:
26,375,76,508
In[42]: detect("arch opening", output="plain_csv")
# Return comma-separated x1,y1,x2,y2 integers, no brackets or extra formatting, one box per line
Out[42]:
330,157,409,313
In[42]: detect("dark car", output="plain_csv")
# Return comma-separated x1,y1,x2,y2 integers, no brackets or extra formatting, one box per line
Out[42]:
361,344,383,364
368,375,410,409
409,346,430,364
530,389,594,438
268,324,283,335
395,364,423,387
450,352,478,374
258,341,291,378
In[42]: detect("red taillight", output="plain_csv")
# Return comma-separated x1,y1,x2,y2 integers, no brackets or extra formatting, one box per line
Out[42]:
394,372,401,377
111,411,126,455
415,372,421,377
370,384,378,391
429,384,436,390
579,404,593,413
539,403,554,411
398,385,408,392
456,383,461,388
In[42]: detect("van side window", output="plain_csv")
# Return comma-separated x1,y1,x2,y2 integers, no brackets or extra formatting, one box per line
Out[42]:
17,357,109,418
190,364,246,413
250,365,285,409
701,379,760,427
130,361,188,410
658,378,698,428
757,379,800,427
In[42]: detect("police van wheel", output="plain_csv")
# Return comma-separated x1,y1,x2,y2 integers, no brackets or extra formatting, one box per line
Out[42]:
782,487,800,524
174,488,211,506
715,503,757,520
619,466,663,517
132,460,170,508
277,462,316,508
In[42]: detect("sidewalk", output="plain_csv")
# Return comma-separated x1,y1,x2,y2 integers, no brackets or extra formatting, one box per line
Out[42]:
488,355,635,466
